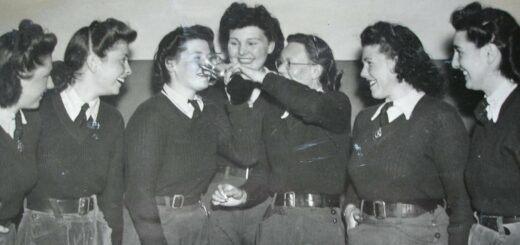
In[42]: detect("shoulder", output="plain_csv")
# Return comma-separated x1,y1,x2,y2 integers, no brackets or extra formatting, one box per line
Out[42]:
99,101,124,127
415,96,461,120
127,94,168,127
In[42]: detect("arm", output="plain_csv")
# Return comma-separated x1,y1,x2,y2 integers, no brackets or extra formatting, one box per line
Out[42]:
98,115,124,245
432,109,473,245
124,109,168,245
261,73,350,134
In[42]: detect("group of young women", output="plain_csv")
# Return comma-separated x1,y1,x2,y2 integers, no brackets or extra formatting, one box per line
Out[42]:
0,1,519,245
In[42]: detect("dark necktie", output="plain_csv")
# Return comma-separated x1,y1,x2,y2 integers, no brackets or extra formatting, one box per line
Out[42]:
379,102,393,127
74,103,90,127
188,99,201,119
14,111,23,152
474,99,490,124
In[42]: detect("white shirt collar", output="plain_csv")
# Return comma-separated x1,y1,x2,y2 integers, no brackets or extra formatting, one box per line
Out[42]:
371,89,425,122
485,82,517,123
161,84,204,118
0,109,27,139
60,86,100,121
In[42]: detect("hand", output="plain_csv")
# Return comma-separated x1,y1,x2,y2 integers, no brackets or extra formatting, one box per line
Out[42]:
211,184,247,207
225,75,257,105
344,204,362,230
228,64,269,84
0,224,10,234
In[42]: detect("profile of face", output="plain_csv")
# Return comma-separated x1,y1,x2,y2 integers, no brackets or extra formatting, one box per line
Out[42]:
168,39,211,92
277,42,321,89
228,26,274,70
94,40,132,96
18,55,54,109
451,31,490,91
360,44,400,100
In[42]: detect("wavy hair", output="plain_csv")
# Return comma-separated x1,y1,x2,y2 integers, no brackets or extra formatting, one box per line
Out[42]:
361,21,444,96
0,19,57,107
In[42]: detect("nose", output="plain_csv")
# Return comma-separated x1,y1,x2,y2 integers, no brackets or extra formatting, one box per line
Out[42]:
360,64,369,79
125,60,132,76
47,77,55,89
451,53,460,69
238,44,247,56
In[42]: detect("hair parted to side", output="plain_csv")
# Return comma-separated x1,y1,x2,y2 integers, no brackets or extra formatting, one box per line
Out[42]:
287,33,342,92
451,1,520,82
361,21,444,97
152,25,215,92
52,18,137,92
0,19,57,108
218,2,284,71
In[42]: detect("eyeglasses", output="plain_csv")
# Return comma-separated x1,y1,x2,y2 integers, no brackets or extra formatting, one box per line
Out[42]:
275,59,316,71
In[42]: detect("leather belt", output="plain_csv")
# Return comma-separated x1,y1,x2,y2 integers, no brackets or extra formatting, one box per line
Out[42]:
28,196,95,216
361,199,445,219
274,192,340,208
155,195,200,209
478,213,520,232
217,165,250,179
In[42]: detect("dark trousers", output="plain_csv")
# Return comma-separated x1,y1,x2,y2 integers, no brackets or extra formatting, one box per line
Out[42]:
206,171,269,245
122,204,209,245
256,205,345,245
347,206,449,245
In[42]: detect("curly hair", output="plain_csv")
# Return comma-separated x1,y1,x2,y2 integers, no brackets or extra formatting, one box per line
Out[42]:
451,2,520,82
53,18,137,92
0,19,57,107
218,2,284,71
360,21,444,97
287,33,342,92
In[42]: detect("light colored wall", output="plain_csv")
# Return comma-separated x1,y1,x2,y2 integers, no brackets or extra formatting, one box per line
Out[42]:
1,0,519,61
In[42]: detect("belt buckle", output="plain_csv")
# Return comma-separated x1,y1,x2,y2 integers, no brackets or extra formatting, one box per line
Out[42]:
284,192,295,207
77,197,91,215
480,215,500,232
171,194,184,209
373,200,386,219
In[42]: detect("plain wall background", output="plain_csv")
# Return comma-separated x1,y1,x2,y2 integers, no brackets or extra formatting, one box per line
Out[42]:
1,0,519,60
1,0,511,125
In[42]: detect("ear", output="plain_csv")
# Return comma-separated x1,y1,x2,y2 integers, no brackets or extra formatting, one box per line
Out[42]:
86,53,100,73
310,64,324,80
483,43,501,68
387,56,398,75
267,41,275,54
165,58,176,72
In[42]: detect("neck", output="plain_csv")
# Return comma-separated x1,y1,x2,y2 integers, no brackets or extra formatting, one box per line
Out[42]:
482,73,514,97
388,80,417,101
70,74,100,102
168,80,196,99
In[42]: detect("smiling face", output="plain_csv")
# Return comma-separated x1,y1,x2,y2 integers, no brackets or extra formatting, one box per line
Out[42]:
94,40,132,96
227,26,274,70
451,31,491,92
277,42,320,89
18,55,54,109
169,39,212,93
360,44,400,100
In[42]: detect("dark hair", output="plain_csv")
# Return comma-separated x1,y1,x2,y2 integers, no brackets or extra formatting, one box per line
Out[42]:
451,2,520,82
152,25,215,91
360,21,444,96
287,33,342,92
0,19,57,108
218,2,284,70
53,18,137,92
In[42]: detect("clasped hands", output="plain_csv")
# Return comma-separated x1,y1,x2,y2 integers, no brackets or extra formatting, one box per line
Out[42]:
211,183,248,207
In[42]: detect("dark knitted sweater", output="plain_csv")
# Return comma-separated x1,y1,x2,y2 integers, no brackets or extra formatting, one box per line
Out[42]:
347,95,473,245
466,87,520,216
243,73,351,205
124,93,257,245
27,93,125,245
0,110,38,221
